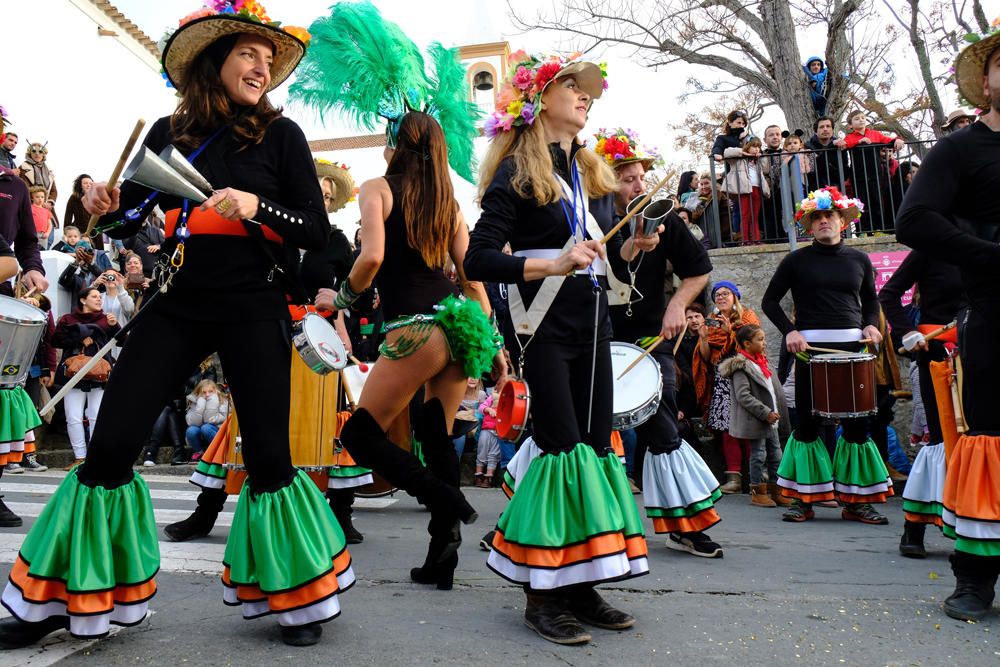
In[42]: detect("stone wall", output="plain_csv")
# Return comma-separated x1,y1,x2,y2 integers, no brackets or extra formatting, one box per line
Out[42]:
705,235,917,439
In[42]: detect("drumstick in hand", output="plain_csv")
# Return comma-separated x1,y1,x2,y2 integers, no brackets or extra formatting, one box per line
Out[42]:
895,321,957,354
805,344,855,355
348,354,370,372
85,118,146,239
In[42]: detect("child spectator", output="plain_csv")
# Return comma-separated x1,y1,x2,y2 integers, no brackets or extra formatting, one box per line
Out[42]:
453,377,486,457
722,136,770,244
803,56,829,116
843,110,905,232
781,130,814,192
51,225,88,254
184,379,229,462
475,387,502,487
28,185,54,248
718,324,790,508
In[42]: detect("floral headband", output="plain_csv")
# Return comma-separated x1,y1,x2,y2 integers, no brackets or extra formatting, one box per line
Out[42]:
794,186,864,229
184,0,310,42
592,128,662,168
484,50,608,139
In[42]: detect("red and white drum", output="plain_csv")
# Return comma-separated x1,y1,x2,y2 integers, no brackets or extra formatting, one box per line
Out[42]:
496,377,531,443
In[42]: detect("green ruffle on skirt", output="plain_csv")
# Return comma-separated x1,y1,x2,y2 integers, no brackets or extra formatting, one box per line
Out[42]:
496,443,628,547
433,294,502,378
224,469,348,592
776,435,833,486
327,464,372,481
193,459,227,484
595,450,646,539
647,490,723,520
0,386,42,443
19,470,159,590
832,437,889,488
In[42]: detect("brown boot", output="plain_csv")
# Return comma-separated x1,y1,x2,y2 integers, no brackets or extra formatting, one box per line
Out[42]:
720,472,742,494
750,483,776,507
768,483,794,506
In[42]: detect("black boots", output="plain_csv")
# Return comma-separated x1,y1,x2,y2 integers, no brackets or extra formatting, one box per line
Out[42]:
280,622,323,646
524,593,592,645
944,552,998,621
899,521,927,559
0,495,22,528
565,588,636,630
0,615,68,649
340,407,477,525
164,488,227,542
328,488,363,544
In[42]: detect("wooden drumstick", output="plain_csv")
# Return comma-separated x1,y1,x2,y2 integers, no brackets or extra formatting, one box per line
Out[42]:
342,373,357,411
805,344,855,355
85,119,146,239
895,321,957,354
600,173,672,244
672,323,689,355
348,354,370,372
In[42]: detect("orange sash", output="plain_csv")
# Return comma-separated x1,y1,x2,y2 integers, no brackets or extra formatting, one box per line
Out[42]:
164,206,283,243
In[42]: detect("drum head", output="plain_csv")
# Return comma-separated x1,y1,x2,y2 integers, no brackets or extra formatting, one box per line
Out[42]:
610,342,662,416
811,352,875,363
0,295,46,324
302,313,348,371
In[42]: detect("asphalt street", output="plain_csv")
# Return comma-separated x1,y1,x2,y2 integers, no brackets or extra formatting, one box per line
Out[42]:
0,469,996,666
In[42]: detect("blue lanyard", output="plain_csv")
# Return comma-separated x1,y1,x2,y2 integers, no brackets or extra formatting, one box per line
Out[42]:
558,160,598,287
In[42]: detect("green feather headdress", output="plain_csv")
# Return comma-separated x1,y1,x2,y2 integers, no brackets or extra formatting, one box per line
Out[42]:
288,1,480,182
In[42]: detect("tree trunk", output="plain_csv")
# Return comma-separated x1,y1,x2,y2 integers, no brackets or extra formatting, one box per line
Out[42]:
759,0,816,133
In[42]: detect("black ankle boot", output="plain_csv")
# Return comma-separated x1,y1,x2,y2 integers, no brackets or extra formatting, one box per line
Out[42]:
0,495,23,528
0,615,69,649
943,552,998,621
164,488,226,542
281,622,323,646
565,587,636,630
341,409,477,525
899,521,927,559
328,489,363,544
523,593,591,645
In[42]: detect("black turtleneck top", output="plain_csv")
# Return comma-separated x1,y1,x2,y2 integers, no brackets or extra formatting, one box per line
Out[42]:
878,250,965,337
761,240,880,335
465,143,625,344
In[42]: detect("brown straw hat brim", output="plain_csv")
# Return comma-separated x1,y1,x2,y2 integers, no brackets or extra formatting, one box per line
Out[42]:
162,15,305,93
954,32,1000,110
315,160,355,213
801,205,860,230
542,62,606,101
613,156,655,171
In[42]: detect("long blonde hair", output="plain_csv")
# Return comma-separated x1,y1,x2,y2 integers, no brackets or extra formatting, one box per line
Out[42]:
478,113,616,207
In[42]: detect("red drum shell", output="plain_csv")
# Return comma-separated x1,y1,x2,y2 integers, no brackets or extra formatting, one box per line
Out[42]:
809,353,877,418
496,377,531,443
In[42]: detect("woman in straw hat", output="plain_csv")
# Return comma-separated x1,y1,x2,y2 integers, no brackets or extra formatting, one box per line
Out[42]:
465,51,661,646
896,17,1000,622
761,187,890,525
0,2,350,649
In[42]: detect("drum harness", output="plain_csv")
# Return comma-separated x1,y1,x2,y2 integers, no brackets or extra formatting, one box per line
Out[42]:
507,165,633,433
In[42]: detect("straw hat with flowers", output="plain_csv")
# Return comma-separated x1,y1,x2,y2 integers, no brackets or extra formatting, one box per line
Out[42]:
794,187,864,232
314,159,355,213
954,18,1000,110
161,1,311,93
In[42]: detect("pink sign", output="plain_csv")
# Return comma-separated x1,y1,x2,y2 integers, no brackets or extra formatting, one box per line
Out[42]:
869,250,913,306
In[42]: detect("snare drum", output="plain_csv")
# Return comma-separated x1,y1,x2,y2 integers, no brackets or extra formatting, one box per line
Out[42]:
224,351,341,492
293,312,348,375
610,342,663,430
496,377,531,443
809,353,877,418
0,295,47,387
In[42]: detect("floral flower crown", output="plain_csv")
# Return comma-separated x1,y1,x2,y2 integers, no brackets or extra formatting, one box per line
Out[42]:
592,128,662,168
484,50,608,139
794,186,864,228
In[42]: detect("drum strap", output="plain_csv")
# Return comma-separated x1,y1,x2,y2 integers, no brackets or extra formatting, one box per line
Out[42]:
507,181,631,337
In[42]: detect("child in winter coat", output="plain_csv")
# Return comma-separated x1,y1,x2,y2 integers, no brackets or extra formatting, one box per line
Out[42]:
185,379,229,461
722,136,770,244
718,324,790,508
803,56,829,116
475,387,502,487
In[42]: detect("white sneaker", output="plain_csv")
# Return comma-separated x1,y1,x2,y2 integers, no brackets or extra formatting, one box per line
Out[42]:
4,463,24,474
142,459,156,467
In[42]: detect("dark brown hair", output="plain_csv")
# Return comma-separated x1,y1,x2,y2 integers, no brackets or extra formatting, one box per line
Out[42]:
170,34,282,152
385,112,457,269
736,323,763,348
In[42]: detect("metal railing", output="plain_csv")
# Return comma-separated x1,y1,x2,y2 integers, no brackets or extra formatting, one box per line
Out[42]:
691,139,935,249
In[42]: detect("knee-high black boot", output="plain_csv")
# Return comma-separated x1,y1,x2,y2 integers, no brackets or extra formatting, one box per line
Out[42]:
164,487,228,542
328,488,363,544
410,399,463,589
944,551,999,621
340,408,477,525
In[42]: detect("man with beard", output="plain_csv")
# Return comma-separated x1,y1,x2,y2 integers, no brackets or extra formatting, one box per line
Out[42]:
805,116,845,191
0,131,17,169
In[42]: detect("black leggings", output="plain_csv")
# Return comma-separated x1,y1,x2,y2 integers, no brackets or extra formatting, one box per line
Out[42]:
917,341,949,443
522,340,612,455
635,349,682,460
793,344,870,445
79,306,294,490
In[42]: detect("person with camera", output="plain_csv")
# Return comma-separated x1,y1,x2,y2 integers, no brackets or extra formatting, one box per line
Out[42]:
51,286,120,468
57,243,113,297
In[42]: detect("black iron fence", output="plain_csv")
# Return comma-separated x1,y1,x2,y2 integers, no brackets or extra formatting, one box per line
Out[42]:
688,139,934,249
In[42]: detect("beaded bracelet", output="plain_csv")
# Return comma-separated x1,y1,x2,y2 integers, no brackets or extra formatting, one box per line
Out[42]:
333,277,362,310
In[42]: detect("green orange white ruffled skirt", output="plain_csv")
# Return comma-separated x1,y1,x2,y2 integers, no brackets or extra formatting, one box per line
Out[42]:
777,435,892,504
488,443,648,590
0,386,41,465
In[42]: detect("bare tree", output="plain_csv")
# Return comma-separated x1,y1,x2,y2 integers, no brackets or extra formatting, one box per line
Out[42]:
511,0,988,148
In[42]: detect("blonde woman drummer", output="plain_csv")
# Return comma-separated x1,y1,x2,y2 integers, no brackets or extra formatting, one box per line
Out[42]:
465,52,659,646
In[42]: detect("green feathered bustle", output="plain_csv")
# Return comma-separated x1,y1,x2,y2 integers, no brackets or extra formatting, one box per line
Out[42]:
434,295,502,378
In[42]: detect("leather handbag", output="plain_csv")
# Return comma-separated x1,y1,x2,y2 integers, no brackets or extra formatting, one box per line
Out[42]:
62,337,111,383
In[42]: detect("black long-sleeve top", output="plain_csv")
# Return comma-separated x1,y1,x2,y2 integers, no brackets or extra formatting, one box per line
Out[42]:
761,240,880,335
299,225,354,298
465,143,626,344
878,250,964,338
896,121,1000,319
97,115,327,321
610,210,713,343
